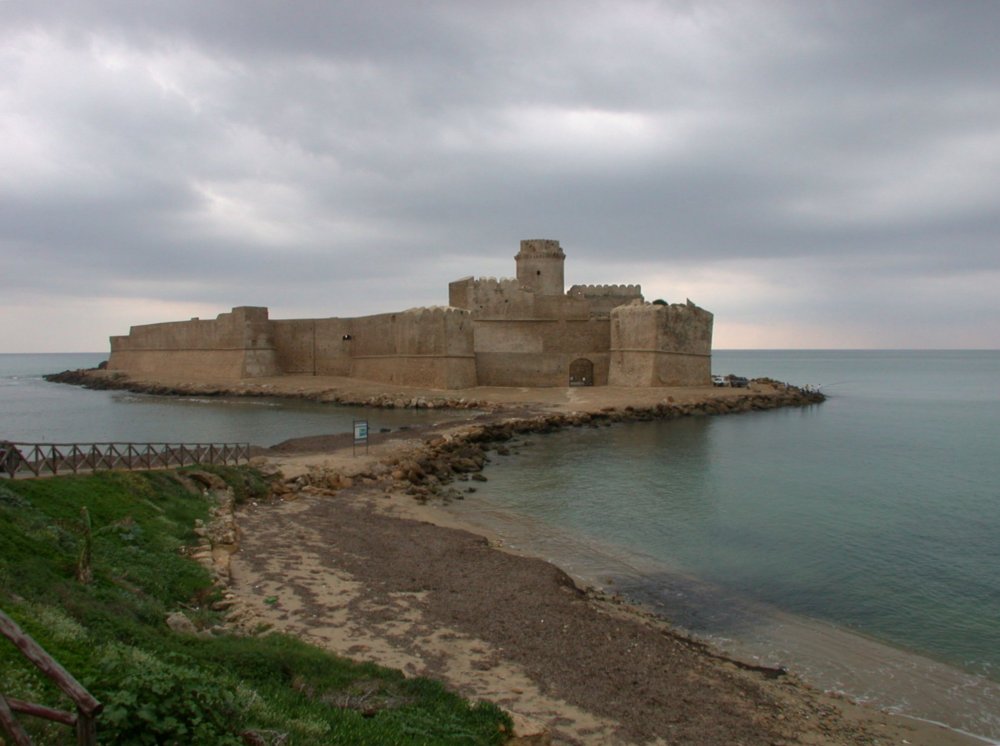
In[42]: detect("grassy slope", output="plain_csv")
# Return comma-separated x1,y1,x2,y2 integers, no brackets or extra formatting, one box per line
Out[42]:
0,469,510,745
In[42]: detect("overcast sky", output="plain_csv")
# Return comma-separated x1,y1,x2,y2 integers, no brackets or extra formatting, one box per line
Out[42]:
3,1,999,352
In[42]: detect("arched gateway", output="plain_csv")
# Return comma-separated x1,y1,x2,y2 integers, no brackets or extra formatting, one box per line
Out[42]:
569,358,594,386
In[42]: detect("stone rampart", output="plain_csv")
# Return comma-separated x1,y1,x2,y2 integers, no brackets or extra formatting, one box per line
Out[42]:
449,276,536,318
347,307,476,389
567,284,642,297
110,305,475,389
269,318,353,376
567,284,644,317
449,277,597,321
533,294,592,321
108,307,279,379
473,317,610,386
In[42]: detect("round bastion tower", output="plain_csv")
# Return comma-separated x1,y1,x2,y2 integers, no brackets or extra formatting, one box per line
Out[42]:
515,239,566,296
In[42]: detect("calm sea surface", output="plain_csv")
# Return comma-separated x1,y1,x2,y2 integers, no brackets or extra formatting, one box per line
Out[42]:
3,350,999,739
446,350,1000,740
0,353,457,445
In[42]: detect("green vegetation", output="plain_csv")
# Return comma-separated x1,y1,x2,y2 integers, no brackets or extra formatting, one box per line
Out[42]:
0,468,510,744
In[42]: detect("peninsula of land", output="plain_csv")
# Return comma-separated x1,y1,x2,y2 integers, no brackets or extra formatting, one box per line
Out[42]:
46,366,989,745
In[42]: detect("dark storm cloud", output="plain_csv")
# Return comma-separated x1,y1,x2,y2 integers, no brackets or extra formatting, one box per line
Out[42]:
2,0,999,349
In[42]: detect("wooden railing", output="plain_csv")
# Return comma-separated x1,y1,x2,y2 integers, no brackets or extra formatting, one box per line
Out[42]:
0,441,250,479
0,609,102,745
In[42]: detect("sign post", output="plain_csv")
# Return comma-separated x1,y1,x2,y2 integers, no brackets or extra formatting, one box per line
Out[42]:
352,419,369,456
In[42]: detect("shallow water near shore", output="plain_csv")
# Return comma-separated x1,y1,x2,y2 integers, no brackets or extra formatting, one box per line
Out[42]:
446,492,1000,741
449,350,1000,740
0,353,462,446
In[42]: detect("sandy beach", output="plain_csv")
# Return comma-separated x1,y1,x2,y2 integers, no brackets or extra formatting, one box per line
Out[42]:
61,370,991,744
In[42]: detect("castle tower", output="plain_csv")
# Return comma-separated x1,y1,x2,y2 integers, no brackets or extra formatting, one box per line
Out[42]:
515,239,566,296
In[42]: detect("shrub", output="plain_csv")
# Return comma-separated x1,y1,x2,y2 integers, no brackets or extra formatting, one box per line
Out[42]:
94,645,242,745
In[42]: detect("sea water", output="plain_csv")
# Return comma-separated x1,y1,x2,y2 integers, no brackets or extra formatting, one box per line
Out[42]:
0,353,459,446
448,350,1000,740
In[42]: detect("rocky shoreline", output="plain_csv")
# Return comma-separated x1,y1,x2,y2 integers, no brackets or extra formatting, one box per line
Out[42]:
45,365,826,506
268,388,825,504
43,367,824,413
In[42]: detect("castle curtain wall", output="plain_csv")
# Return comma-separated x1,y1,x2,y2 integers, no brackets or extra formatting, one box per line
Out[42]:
269,318,353,376
448,277,535,318
269,308,478,388
108,307,279,379
473,318,610,387
347,308,476,389
110,306,476,389
452,277,613,387
566,285,642,316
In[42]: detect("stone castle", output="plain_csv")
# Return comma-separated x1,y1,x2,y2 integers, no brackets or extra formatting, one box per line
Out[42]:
108,239,713,389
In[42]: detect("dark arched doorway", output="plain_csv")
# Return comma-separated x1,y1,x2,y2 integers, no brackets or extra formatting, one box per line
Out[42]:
569,358,594,386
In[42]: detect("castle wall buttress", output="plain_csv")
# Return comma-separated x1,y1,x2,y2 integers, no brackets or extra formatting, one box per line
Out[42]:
609,302,713,386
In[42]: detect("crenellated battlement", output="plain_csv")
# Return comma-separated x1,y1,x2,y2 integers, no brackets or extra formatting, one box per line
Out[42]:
568,284,642,297
468,277,521,290
567,284,645,317
400,306,473,318
614,299,711,314
517,238,565,257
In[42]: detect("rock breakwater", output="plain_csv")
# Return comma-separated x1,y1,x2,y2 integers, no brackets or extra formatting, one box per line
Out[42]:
269,386,824,504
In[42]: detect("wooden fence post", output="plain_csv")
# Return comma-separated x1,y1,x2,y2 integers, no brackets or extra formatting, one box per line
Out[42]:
0,609,103,745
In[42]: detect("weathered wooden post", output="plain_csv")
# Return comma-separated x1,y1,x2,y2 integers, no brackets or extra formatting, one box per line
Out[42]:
0,609,102,745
